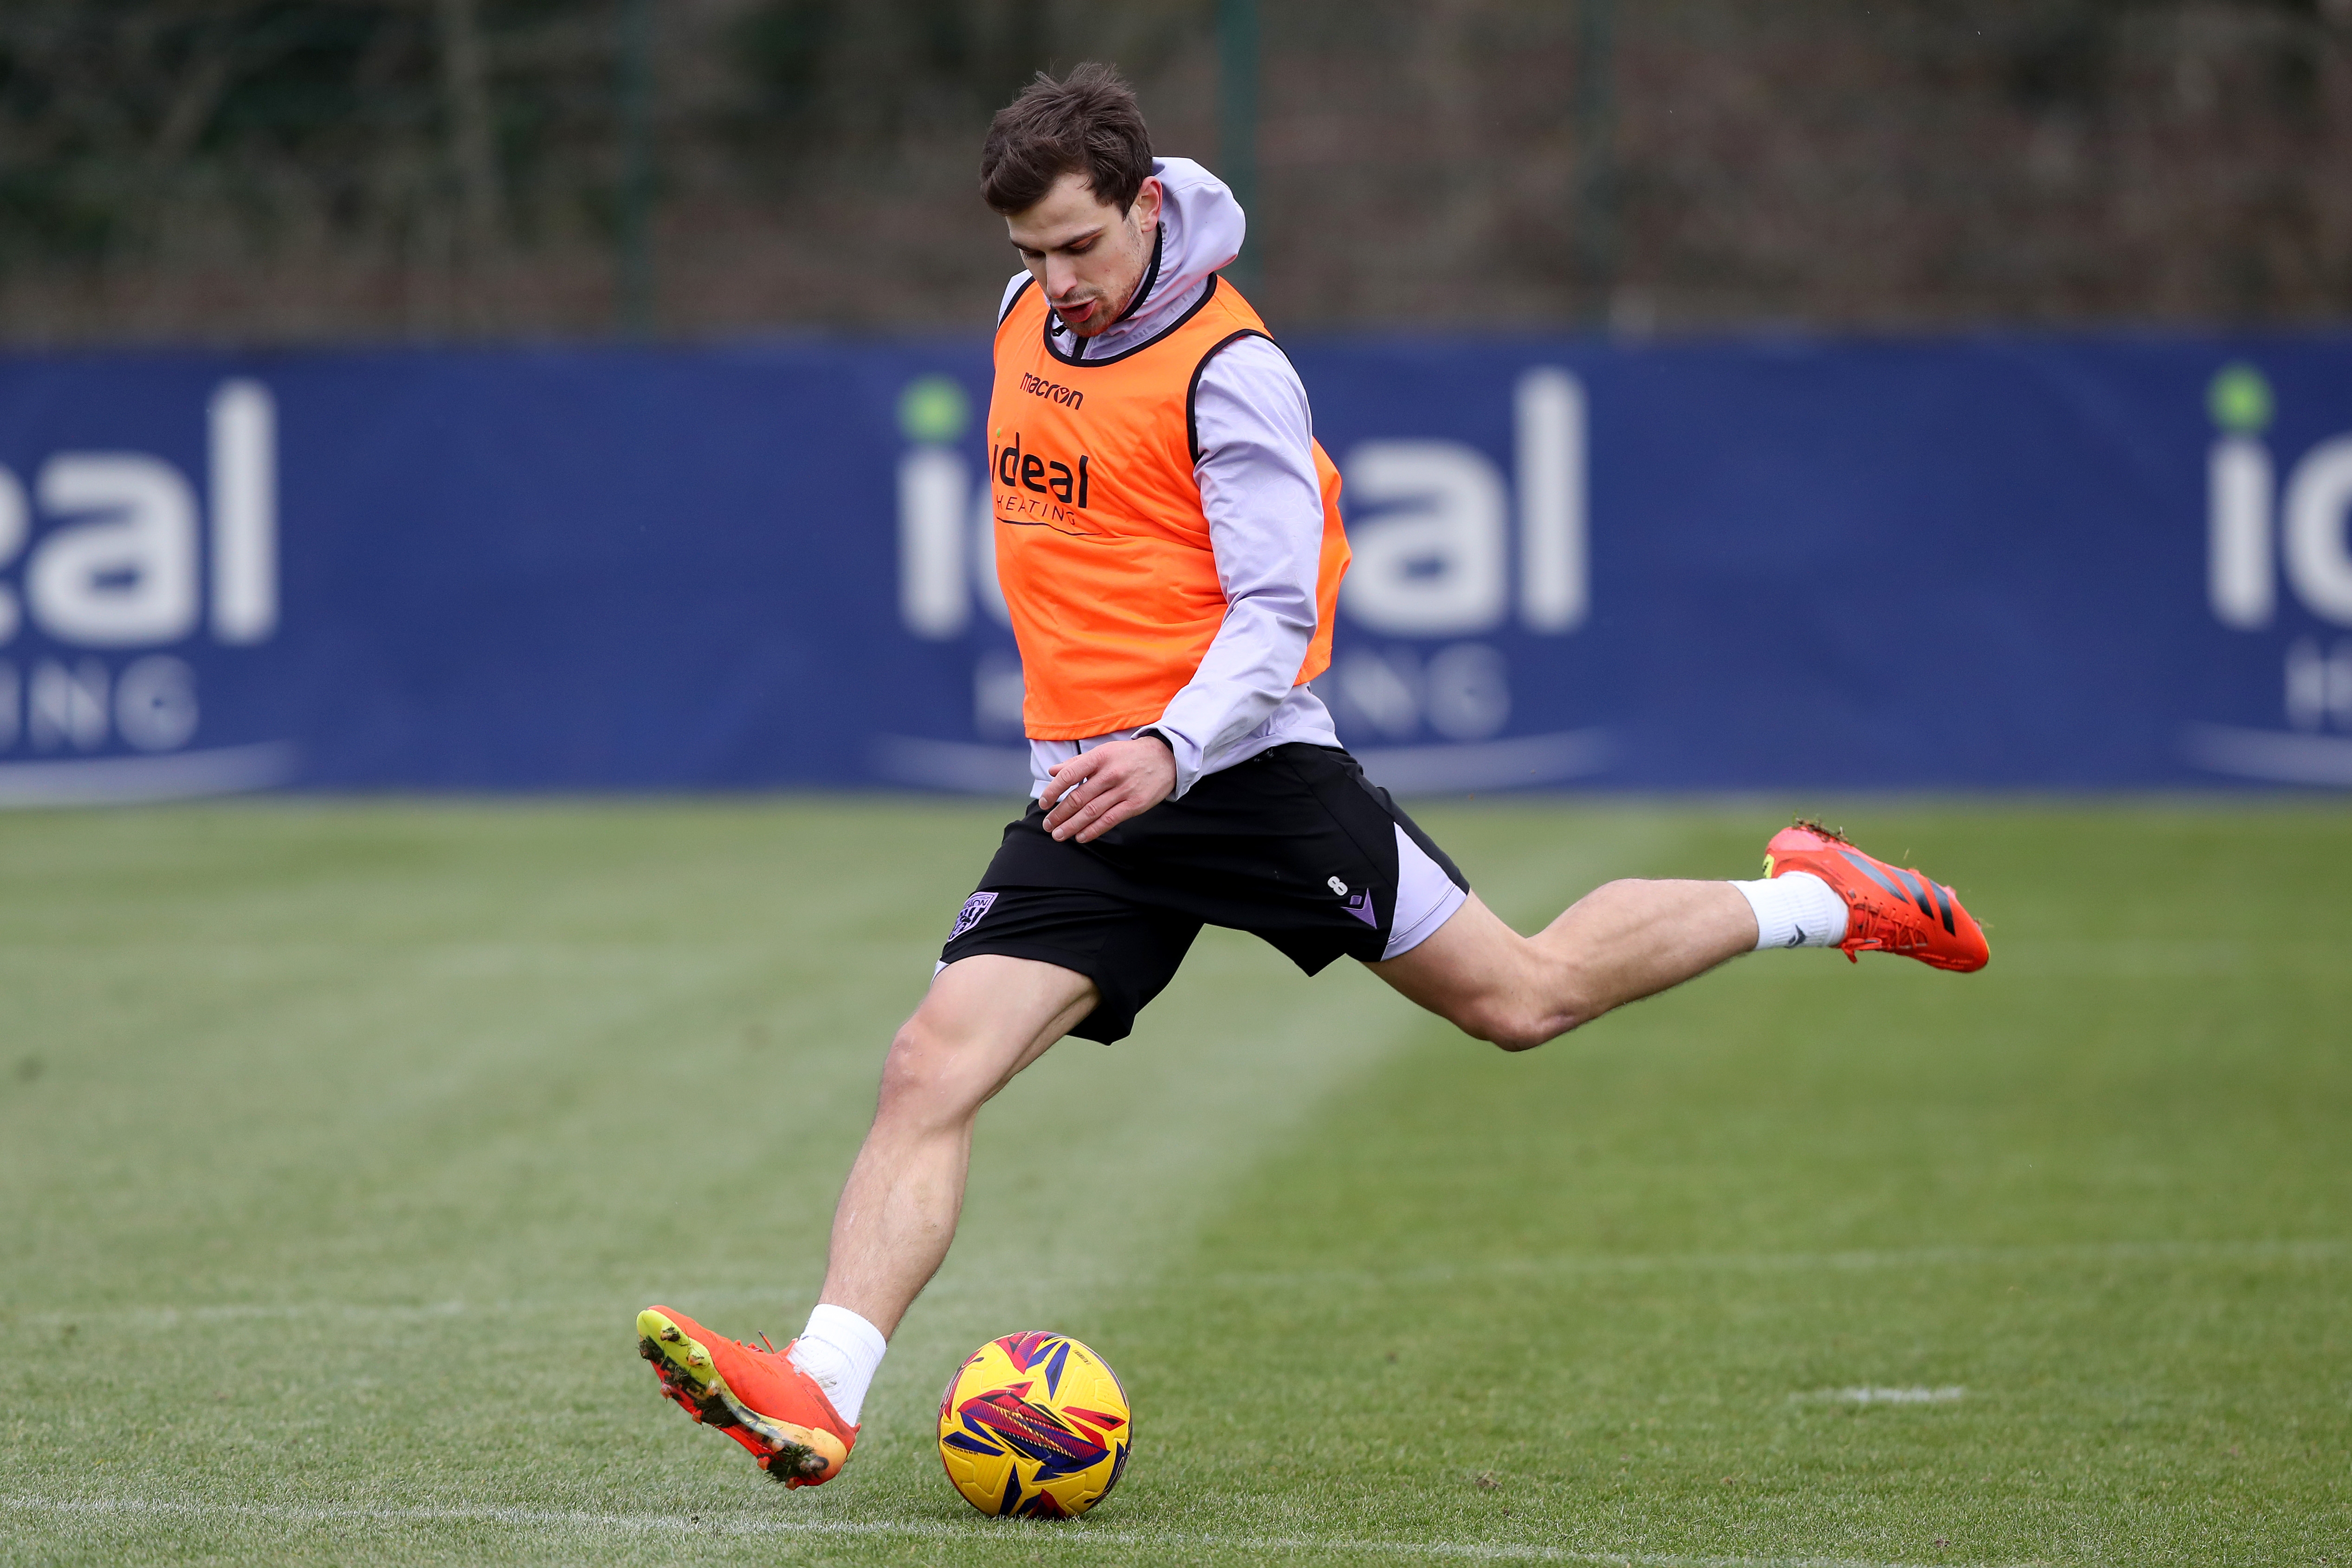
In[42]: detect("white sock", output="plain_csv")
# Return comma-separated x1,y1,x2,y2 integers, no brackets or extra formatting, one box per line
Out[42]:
1731,871,1848,951
787,1303,888,1426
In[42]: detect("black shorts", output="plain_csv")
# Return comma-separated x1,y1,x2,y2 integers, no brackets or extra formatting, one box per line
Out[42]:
938,743,1469,1044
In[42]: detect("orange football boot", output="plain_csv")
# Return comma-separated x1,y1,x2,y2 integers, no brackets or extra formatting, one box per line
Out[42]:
636,1305,856,1486
1762,820,1989,972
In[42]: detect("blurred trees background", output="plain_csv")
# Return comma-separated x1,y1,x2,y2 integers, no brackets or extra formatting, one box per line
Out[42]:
1,0,2348,343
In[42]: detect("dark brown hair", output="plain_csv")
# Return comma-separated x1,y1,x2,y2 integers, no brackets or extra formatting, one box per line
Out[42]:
980,62,1153,216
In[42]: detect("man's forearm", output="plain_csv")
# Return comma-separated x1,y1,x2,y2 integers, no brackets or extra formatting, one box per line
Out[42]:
1150,595,1317,794
1162,335,1329,794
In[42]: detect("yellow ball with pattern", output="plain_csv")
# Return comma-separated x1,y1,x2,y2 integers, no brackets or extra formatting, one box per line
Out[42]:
936,1332,1132,1518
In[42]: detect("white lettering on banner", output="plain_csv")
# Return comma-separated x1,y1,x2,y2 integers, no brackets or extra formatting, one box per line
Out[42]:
1339,441,1509,635
895,366,1592,644
972,648,1024,736
2207,434,2272,629
2284,638,2352,731
29,657,110,751
898,448,1013,640
1330,648,1420,739
898,447,968,639
28,455,200,646
0,653,201,753
0,467,25,643
1343,369,1588,639
115,654,200,751
0,379,284,793
1515,368,1587,632
209,380,278,644
1324,643,1511,744
0,641,208,761
2282,436,2352,627
1425,642,1512,740
892,366,1597,786
2205,404,2352,632
2188,365,2352,783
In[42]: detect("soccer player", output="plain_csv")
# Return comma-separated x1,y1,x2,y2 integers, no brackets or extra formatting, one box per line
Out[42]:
636,64,1988,1487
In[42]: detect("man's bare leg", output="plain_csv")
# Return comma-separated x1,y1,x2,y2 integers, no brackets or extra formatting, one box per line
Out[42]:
1370,880,1758,1050
818,954,1098,1335
633,955,1092,1474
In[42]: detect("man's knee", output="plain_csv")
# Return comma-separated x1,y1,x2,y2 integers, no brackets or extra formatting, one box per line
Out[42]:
1440,942,1579,1051
875,1010,990,1126
1451,993,1563,1053
873,955,1097,1130
1375,893,1585,1052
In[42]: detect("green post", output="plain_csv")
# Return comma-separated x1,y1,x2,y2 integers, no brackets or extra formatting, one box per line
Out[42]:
1575,0,1617,326
617,0,655,336
1217,0,1261,293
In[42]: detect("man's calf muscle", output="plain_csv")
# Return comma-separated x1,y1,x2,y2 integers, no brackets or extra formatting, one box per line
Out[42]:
1369,881,1758,1050
820,955,1098,1336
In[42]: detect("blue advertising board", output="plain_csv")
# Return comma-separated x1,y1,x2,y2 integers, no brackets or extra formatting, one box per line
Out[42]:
0,331,2346,801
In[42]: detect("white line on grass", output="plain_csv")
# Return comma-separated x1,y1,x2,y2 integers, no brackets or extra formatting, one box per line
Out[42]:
0,1494,2003,1568
1801,1387,1967,1405
7,1235,2342,1333
1202,1235,2350,1294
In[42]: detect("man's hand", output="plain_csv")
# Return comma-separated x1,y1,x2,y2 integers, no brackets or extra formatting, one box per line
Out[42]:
1040,737,1176,844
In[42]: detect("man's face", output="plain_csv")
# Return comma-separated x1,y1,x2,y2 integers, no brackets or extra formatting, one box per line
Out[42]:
1005,171,1163,337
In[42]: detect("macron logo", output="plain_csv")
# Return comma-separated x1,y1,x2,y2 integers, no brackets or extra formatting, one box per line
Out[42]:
1017,371,1084,410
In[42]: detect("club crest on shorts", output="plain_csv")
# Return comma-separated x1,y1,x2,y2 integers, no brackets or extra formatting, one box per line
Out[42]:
949,890,998,942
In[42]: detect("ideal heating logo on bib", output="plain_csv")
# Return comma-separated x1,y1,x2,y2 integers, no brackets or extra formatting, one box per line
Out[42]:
0,378,292,796
884,366,1609,794
2185,362,2352,784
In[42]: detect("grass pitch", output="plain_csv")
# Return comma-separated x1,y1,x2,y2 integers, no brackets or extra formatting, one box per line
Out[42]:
0,797,2345,1566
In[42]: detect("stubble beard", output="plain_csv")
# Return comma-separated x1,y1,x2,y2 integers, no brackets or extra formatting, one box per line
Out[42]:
1064,222,1152,339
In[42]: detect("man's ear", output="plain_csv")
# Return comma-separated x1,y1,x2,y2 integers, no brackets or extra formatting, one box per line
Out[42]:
1130,175,1163,231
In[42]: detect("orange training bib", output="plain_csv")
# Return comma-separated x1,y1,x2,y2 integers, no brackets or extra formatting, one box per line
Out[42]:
986,273,1349,740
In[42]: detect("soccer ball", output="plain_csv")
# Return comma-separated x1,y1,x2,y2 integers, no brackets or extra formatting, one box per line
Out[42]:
937,1331,1132,1518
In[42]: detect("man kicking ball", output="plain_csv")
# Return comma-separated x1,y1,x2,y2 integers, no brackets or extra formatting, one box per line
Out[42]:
636,63,1988,1487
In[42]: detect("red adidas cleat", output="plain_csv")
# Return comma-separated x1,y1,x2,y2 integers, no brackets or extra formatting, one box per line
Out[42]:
636,1305,857,1486
1763,820,1990,972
